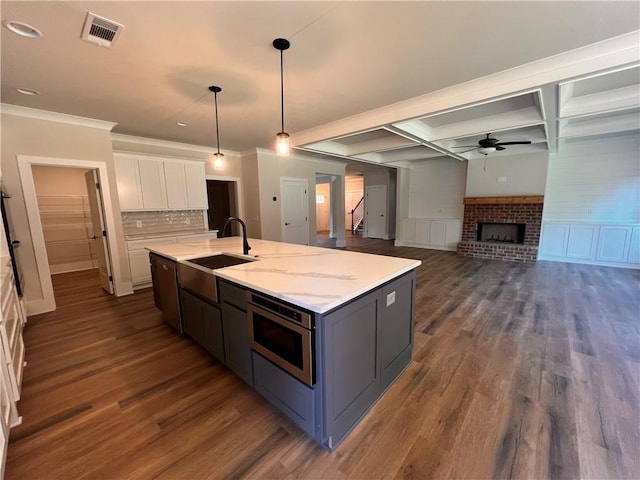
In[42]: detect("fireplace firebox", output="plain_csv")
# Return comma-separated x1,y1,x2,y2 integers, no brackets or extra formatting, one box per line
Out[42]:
476,222,525,244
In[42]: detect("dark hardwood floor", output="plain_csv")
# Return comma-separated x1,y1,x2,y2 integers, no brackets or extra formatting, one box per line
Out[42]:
7,235,640,479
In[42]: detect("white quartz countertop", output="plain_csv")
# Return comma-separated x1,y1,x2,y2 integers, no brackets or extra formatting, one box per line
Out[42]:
146,237,421,314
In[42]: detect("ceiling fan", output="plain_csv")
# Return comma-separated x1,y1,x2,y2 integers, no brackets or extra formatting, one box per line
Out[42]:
452,133,532,155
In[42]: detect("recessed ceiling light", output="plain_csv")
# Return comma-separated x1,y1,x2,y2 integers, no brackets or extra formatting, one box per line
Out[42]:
3,20,42,38
16,87,40,96
176,121,188,127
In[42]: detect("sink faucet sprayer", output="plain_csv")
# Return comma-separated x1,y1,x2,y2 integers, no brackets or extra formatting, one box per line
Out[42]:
220,217,251,255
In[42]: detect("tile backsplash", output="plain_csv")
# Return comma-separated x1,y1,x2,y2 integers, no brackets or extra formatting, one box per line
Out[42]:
122,210,206,237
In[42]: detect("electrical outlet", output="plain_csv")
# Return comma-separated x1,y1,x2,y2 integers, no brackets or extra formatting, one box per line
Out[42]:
497,176,507,183
386,291,396,307
184,218,190,225
136,221,143,228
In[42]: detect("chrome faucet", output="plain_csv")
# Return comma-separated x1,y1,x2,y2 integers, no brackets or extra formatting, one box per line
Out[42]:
220,217,251,255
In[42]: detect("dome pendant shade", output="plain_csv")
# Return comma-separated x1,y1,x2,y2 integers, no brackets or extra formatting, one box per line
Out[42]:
209,85,225,166
274,38,290,156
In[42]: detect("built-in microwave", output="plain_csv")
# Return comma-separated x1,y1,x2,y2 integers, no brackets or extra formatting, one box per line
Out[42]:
247,291,315,386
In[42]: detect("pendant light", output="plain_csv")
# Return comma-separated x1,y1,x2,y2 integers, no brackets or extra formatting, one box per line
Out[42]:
273,38,290,156
208,85,225,168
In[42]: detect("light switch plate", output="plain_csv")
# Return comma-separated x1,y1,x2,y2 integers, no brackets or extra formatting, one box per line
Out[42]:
386,291,396,307
136,220,143,228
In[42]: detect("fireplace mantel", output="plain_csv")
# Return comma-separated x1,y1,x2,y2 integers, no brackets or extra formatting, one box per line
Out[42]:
463,195,544,205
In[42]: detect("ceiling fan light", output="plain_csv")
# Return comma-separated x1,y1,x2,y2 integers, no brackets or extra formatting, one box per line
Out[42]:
478,146,496,155
276,132,290,156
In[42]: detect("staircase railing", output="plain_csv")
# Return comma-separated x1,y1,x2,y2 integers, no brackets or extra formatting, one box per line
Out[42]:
350,196,364,234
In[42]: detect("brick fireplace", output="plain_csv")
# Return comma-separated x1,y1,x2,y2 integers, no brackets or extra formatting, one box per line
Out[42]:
457,196,544,262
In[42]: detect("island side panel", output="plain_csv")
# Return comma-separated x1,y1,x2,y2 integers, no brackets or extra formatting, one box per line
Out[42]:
321,289,382,451
319,269,416,451
380,270,416,389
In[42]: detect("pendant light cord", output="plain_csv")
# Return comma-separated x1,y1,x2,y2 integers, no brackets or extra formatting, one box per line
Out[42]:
280,48,285,133
214,91,221,154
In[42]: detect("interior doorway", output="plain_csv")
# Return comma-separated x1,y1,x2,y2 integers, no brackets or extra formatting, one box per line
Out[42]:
207,179,237,236
17,155,124,315
30,165,114,295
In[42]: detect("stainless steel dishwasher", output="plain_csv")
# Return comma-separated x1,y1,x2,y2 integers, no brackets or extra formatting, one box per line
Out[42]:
150,253,182,333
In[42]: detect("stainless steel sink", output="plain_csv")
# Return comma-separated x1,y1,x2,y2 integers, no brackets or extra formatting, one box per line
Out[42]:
178,254,256,304
186,254,255,270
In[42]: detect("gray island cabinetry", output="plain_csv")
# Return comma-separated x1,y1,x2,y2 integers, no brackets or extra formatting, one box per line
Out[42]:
147,237,419,451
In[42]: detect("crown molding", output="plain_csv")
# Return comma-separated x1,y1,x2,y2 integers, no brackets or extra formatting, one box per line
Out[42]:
254,147,348,167
291,30,640,147
111,133,241,157
1,103,117,130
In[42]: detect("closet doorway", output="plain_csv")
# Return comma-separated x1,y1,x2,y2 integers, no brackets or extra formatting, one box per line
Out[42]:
31,165,113,294
17,155,123,315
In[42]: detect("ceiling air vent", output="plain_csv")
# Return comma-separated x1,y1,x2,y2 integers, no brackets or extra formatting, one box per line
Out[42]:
81,12,124,48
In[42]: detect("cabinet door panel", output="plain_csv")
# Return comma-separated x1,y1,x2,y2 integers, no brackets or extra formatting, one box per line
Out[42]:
114,156,142,210
129,250,152,284
185,162,207,209
221,302,252,386
202,302,224,361
181,290,204,343
164,161,188,209
138,159,167,209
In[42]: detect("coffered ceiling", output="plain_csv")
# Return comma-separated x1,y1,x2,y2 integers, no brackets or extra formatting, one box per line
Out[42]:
1,1,639,167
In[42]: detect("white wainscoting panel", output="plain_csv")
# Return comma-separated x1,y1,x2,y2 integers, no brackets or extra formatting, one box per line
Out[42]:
596,226,632,262
566,225,598,260
539,221,639,268
396,218,461,251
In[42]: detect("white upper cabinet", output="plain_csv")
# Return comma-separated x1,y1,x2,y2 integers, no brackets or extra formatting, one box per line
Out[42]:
184,162,207,209
138,158,168,210
114,153,207,211
163,161,188,209
114,156,143,210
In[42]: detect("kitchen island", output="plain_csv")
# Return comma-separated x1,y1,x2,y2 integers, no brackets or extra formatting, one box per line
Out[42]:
147,237,420,451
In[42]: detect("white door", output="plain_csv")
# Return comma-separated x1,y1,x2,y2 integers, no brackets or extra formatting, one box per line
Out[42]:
365,185,387,239
85,170,114,294
281,178,309,245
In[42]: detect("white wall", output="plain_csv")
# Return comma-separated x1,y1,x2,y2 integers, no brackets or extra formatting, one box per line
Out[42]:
465,151,548,197
1,111,129,313
254,149,346,245
544,134,640,223
240,152,262,239
408,157,467,218
539,134,639,268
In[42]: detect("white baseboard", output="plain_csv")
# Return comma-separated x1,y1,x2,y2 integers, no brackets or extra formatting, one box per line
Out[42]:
394,241,456,252
538,255,639,269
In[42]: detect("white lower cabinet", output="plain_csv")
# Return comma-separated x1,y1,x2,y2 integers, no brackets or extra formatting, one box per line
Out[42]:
0,256,27,475
397,218,461,251
127,232,219,288
539,222,639,268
